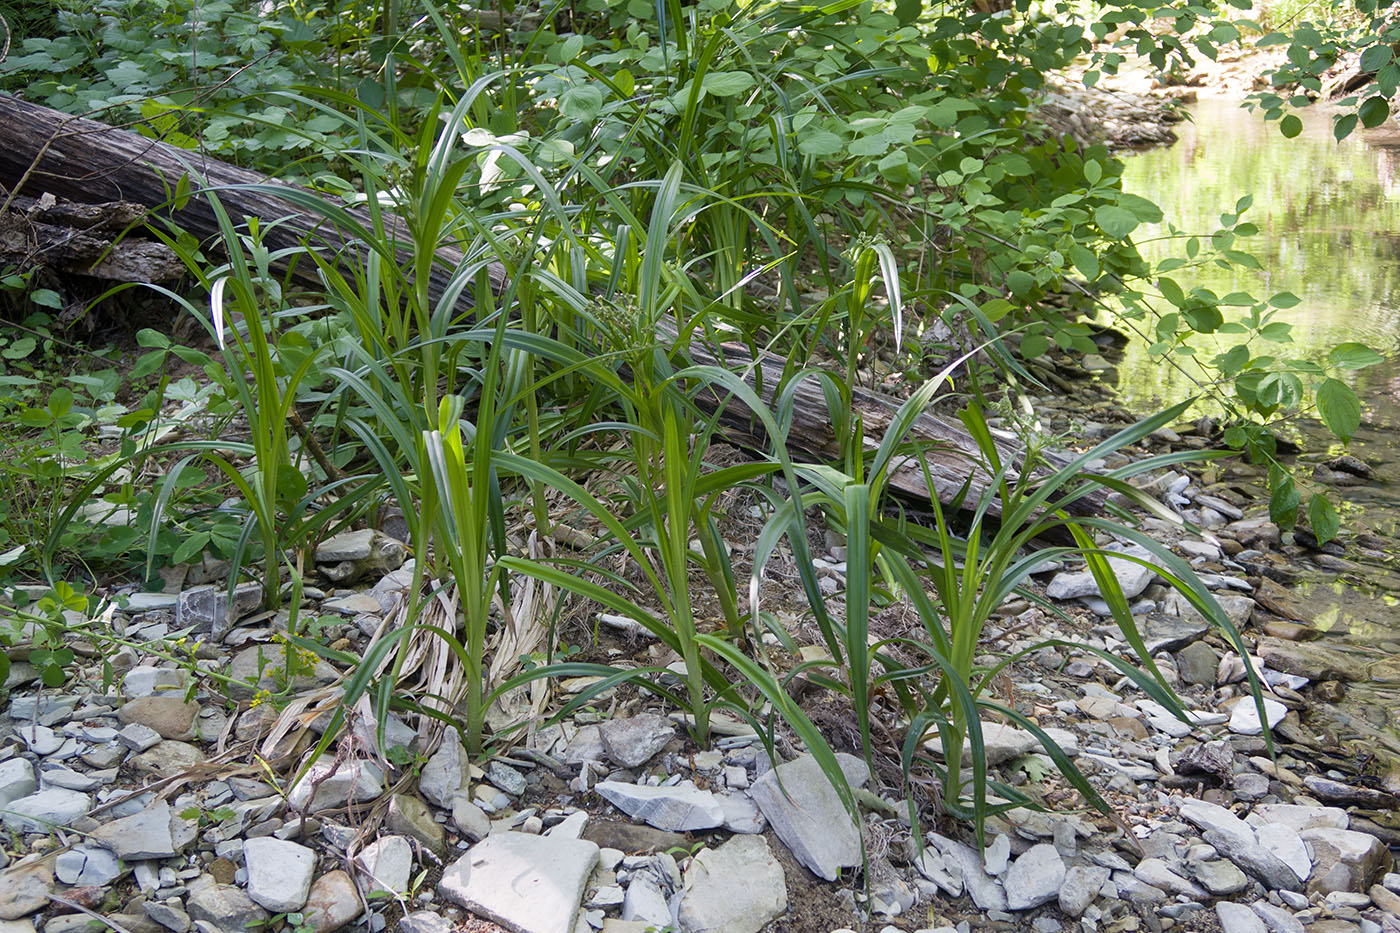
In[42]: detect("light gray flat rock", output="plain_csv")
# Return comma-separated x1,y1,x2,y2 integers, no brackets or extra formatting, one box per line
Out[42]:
54,846,119,886
419,731,471,808
598,714,675,769
621,875,671,928
1177,798,1255,847
355,835,413,896
1045,546,1156,601
595,781,723,833
1253,822,1311,883
2,788,89,832
748,754,865,882
89,800,178,860
1216,902,1267,933
1228,697,1287,735
438,832,599,933
1059,865,1109,918
928,834,1007,912
287,759,384,813
1249,803,1348,833
1004,843,1064,911
0,760,35,809
244,837,315,912
678,835,786,933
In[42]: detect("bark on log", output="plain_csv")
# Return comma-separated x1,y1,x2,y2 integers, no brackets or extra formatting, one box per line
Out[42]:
0,194,184,282
0,94,507,303
0,93,1102,516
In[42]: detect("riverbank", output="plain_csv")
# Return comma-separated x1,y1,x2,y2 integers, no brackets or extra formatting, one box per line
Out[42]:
1,39,1398,933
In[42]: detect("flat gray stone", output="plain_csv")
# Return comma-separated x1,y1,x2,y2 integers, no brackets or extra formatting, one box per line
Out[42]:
244,838,315,912
748,754,866,882
0,860,53,921
1254,801,1349,829
122,666,188,698
89,800,178,860
419,731,470,808
677,835,786,933
286,759,384,813
598,714,675,769
0,761,35,809
14,725,61,756
54,846,119,886
1254,822,1311,882
1178,798,1255,847
355,835,413,896
123,593,178,612
116,722,162,752
143,901,190,933
187,878,267,932
1202,829,1303,892
1059,865,1109,917
1004,843,1064,911
1188,858,1248,895
438,832,599,933
314,528,376,561
1216,902,1267,933
2,788,89,833
1045,545,1156,601
1228,697,1287,735
621,874,671,927
928,834,1007,912
1142,614,1210,654
595,781,723,833
1251,902,1306,933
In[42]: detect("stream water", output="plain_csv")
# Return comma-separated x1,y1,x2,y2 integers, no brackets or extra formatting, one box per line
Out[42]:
1116,97,1400,782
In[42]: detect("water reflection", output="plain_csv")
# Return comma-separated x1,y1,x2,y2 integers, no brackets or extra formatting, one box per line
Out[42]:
1114,98,1400,415
1115,98,1400,655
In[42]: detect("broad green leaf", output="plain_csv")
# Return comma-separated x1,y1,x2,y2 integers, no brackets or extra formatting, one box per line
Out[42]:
48,387,74,418
1316,377,1361,441
1360,44,1393,72
1360,95,1390,128
703,71,756,97
1095,205,1139,239
1269,473,1299,528
798,130,843,156
1308,494,1340,545
559,86,604,122
1069,245,1099,280
1268,291,1300,309
1279,114,1302,138
1328,342,1385,370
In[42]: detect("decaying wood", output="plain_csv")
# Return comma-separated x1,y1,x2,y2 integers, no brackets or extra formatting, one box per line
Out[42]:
0,94,507,303
0,93,1102,515
0,193,183,282
687,335,1105,517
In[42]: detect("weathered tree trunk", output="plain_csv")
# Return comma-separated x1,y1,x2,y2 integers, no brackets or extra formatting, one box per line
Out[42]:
0,94,507,302
0,93,1098,515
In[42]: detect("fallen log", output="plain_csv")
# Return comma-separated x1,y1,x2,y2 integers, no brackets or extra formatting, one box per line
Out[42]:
0,93,1102,515
0,94,506,303
0,193,184,283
